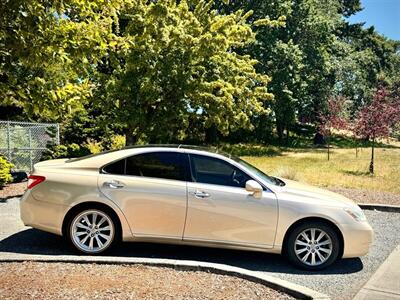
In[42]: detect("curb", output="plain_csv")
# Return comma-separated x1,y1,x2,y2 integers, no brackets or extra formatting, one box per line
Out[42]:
353,245,400,300
358,203,400,213
0,255,330,300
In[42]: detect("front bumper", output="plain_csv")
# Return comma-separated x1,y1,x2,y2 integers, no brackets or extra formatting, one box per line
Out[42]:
20,190,67,236
341,221,374,258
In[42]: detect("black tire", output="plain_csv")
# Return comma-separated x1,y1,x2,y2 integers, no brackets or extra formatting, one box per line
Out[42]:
286,221,340,270
65,207,120,255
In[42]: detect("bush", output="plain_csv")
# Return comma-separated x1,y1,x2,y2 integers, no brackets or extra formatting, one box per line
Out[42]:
0,155,13,188
83,138,103,154
272,166,299,181
110,135,126,150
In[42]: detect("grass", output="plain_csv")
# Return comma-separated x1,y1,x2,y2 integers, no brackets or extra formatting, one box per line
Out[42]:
241,147,400,194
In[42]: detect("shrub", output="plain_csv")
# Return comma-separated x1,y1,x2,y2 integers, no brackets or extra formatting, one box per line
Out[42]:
83,138,103,154
272,166,299,181
110,135,126,150
0,155,13,188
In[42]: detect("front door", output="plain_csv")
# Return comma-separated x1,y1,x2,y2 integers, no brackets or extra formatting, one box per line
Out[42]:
98,151,188,239
183,154,278,248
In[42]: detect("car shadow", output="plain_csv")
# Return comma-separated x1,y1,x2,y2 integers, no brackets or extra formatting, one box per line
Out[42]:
0,228,363,275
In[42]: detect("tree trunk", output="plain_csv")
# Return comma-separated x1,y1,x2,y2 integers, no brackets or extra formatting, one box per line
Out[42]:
327,136,330,161
369,137,375,174
276,120,284,143
205,125,218,144
125,125,137,146
285,126,290,146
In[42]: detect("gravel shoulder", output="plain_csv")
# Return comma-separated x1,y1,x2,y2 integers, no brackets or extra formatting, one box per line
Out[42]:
329,186,400,206
0,261,293,300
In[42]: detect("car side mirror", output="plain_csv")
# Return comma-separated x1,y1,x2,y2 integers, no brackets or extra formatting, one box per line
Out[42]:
245,180,263,199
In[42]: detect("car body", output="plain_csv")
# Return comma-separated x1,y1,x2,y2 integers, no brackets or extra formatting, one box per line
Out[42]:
20,145,373,269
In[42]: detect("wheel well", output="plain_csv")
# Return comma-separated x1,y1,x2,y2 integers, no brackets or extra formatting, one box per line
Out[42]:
282,217,344,258
62,202,122,241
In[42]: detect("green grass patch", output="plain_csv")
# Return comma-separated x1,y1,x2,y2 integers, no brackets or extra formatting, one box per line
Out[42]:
240,147,400,194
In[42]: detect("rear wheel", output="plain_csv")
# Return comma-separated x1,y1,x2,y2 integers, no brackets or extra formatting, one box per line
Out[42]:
286,222,340,270
67,209,116,254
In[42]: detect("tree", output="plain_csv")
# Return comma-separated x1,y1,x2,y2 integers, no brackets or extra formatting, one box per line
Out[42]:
103,0,276,144
219,0,361,142
318,96,349,160
354,89,400,173
0,0,123,121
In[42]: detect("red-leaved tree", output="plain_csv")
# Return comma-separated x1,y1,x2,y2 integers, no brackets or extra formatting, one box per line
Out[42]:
318,96,349,160
354,88,400,173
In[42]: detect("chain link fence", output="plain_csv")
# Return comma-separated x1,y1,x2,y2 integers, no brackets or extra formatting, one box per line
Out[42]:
0,120,60,172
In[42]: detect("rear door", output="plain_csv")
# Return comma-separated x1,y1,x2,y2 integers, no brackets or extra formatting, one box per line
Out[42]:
183,154,278,248
98,151,189,239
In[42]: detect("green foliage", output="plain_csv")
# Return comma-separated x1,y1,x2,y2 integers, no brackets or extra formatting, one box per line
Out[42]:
102,0,274,144
0,0,127,121
1,0,399,148
0,155,13,188
83,138,103,154
110,135,126,150
41,143,90,160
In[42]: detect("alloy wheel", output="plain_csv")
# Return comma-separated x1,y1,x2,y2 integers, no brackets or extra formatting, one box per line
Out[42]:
70,210,115,253
294,228,333,266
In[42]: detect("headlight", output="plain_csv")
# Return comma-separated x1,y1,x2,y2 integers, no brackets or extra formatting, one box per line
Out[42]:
344,207,366,222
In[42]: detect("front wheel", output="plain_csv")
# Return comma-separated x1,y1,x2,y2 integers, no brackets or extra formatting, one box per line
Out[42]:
286,222,340,270
67,209,116,254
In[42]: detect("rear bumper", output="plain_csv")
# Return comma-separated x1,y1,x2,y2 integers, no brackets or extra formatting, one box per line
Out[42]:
341,221,374,258
20,190,67,236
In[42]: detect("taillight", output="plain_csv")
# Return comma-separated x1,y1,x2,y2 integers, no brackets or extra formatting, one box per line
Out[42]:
27,175,46,189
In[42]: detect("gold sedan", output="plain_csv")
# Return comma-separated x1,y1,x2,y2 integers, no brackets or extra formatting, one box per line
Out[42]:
20,145,373,270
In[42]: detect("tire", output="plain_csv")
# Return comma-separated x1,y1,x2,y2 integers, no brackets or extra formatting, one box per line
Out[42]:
286,221,340,270
66,208,118,254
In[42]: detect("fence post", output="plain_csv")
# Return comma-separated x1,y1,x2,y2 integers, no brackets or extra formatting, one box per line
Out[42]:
29,127,33,171
6,121,11,161
56,123,60,145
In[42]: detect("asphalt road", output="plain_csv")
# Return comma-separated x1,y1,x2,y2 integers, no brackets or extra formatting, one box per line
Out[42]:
1,197,399,299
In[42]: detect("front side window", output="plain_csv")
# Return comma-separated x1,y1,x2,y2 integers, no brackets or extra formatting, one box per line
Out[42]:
190,154,251,188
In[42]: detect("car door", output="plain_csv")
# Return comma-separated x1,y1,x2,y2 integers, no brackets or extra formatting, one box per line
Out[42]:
183,154,278,248
98,151,189,239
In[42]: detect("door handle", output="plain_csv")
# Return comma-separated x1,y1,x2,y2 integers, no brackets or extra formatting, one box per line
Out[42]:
194,190,210,198
104,180,125,189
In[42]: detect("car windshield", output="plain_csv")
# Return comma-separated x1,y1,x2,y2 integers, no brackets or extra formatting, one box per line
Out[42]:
228,155,285,186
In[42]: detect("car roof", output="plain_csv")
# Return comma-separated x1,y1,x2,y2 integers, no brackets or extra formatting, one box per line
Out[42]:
119,144,221,153
65,144,233,167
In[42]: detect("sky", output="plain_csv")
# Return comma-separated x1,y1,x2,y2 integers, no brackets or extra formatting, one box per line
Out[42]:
348,0,400,41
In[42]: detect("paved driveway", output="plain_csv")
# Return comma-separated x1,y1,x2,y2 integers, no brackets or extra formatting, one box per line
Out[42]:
1,197,399,299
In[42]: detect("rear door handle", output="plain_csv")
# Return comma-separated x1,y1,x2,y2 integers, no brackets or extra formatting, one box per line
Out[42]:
193,190,210,198
104,180,125,189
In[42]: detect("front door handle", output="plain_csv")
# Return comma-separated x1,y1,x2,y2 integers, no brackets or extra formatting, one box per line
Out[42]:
194,190,210,198
104,180,125,189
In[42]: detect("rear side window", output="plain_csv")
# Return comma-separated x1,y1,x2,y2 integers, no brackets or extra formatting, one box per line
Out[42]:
102,159,125,175
102,152,187,181
126,152,186,181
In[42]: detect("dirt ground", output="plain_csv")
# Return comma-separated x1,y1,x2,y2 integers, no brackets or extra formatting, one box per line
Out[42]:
0,262,294,300
0,182,27,201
